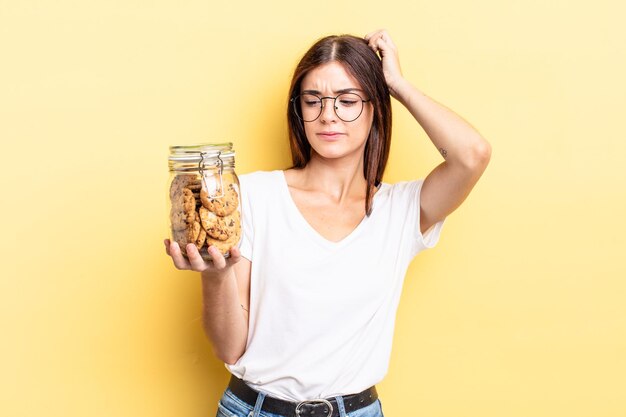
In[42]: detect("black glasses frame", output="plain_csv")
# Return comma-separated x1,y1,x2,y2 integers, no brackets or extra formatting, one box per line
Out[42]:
290,92,371,122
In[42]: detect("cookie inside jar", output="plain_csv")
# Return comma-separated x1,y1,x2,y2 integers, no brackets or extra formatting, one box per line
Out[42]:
168,143,241,261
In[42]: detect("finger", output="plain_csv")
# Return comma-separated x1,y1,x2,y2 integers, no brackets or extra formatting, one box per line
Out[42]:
369,30,396,52
376,37,388,51
226,246,242,267
366,32,381,47
377,37,398,57
369,37,389,57
170,241,192,270
368,38,380,54
186,244,207,271
364,29,384,41
368,34,387,53
380,30,396,49
208,245,227,269
164,239,171,256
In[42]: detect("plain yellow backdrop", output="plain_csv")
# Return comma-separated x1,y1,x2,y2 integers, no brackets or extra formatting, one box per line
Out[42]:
1,1,625,416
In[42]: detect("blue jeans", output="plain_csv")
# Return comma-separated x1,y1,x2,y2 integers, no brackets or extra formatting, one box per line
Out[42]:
216,387,385,417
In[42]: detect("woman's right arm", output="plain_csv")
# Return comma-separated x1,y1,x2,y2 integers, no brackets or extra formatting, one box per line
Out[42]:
165,240,251,365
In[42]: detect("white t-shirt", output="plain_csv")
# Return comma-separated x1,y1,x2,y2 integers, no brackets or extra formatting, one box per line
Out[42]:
225,170,445,401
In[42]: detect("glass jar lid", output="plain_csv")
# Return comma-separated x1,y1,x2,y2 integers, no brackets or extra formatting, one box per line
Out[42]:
168,143,235,171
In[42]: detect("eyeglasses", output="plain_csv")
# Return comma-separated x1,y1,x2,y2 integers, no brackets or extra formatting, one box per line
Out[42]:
291,92,371,122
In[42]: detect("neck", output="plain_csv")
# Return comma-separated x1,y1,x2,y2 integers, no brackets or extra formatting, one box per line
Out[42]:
295,151,367,204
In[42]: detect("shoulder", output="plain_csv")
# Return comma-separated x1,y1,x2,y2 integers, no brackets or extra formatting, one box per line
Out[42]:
238,169,279,181
377,178,425,201
239,170,283,189
238,170,285,206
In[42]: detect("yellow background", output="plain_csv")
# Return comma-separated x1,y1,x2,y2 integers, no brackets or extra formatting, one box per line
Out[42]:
1,1,625,416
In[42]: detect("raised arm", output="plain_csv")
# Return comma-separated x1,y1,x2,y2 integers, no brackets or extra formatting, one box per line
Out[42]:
365,29,492,235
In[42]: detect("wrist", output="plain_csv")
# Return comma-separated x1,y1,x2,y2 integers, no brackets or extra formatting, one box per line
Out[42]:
388,77,413,102
200,269,231,287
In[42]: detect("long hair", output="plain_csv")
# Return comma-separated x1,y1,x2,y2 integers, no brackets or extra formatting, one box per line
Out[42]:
287,34,393,216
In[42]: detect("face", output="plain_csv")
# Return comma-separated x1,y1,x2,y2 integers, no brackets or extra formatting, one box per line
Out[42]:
298,61,374,163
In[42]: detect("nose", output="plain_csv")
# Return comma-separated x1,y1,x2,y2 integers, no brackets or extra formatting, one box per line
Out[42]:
319,97,337,122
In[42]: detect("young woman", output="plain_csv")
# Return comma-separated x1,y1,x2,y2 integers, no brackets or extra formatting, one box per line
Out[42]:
165,29,491,417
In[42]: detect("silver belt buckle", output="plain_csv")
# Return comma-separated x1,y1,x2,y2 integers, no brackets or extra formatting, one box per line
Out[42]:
295,398,333,417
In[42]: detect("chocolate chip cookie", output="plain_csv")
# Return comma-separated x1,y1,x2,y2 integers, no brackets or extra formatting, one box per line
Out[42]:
200,182,239,216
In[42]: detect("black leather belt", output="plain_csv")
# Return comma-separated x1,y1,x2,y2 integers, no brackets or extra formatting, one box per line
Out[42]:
227,374,378,417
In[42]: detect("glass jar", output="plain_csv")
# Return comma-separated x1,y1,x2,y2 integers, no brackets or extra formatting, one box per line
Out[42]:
167,143,241,261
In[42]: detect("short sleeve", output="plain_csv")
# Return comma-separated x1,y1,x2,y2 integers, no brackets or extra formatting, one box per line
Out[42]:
237,176,254,261
406,179,446,257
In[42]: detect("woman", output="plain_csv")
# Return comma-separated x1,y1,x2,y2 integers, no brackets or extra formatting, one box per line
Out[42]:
165,29,491,417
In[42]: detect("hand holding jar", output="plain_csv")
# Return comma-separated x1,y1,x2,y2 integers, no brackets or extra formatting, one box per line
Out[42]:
164,238,243,275
164,143,243,274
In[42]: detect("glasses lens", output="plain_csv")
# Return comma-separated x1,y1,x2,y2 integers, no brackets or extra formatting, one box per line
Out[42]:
293,93,366,122
335,93,364,122
295,94,322,122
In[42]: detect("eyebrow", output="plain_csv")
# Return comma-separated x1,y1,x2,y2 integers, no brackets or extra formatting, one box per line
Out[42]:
301,88,364,95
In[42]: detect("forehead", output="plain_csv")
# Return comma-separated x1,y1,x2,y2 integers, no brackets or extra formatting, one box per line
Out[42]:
300,61,363,93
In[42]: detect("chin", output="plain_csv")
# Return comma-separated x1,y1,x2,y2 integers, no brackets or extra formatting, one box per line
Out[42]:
310,144,363,161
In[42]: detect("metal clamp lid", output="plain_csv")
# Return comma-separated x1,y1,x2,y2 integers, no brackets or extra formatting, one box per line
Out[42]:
199,151,225,199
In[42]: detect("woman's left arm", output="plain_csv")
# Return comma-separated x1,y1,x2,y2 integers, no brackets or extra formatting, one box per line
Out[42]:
366,29,492,235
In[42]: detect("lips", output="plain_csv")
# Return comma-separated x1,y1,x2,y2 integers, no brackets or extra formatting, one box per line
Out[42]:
317,132,344,138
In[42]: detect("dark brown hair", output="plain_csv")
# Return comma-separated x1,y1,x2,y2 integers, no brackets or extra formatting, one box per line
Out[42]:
287,34,392,216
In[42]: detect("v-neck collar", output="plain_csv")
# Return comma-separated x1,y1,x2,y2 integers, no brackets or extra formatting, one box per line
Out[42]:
276,170,384,249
